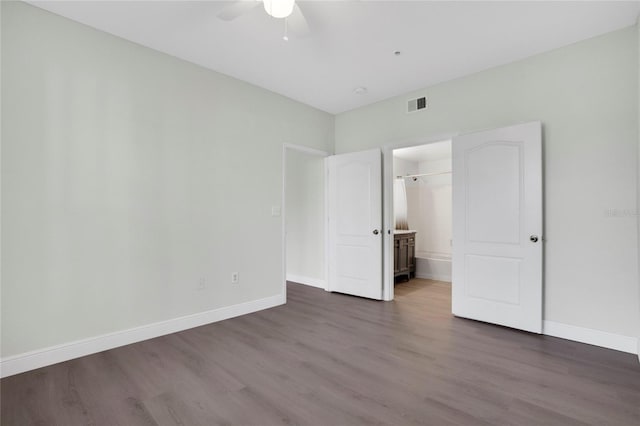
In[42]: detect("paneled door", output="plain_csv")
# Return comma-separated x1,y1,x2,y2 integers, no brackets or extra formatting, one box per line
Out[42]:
452,122,543,333
327,149,383,300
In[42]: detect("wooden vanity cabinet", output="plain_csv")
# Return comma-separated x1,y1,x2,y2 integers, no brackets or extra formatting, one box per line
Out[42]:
394,232,416,281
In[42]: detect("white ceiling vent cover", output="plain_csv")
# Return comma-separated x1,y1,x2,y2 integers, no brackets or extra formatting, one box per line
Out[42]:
407,96,427,113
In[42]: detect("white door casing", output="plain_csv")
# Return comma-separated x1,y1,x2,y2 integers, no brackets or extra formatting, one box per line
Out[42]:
327,149,383,300
452,122,543,333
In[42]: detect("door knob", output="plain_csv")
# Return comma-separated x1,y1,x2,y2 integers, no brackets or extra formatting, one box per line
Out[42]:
530,235,539,243
373,229,380,235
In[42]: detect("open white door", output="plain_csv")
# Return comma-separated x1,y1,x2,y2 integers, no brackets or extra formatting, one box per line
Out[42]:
452,122,543,333
327,149,383,300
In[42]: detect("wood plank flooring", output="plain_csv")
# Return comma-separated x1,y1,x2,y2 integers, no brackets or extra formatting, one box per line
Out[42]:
2,279,639,425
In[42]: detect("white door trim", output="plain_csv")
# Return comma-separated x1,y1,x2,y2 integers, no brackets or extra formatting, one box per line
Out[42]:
281,144,330,299
381,134,458,301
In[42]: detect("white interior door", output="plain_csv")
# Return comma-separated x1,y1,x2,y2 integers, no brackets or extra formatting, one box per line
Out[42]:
452,122,543,333
327,149,383,300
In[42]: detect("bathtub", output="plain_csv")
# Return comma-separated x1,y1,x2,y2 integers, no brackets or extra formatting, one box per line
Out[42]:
415,252,451,282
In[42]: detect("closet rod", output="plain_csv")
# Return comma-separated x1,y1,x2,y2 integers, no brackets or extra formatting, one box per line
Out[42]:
397,171,452,179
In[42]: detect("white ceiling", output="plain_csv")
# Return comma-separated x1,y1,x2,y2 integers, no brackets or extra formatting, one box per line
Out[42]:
29,1,640,114
394,139,451,162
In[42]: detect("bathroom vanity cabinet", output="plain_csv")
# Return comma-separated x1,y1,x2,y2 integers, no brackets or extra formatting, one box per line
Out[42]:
394,231,416,281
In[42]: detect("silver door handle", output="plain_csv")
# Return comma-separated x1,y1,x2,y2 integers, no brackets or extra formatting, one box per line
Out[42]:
373,229,379,235
530,235,539,243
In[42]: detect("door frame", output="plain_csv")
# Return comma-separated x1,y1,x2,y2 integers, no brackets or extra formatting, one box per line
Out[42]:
281,143,330,300
382,133,458,301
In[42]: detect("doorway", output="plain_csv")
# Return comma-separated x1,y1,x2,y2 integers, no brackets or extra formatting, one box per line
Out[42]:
282,144,329,296
379,122,542,334
381,135,457,301
392,140,453,292
318,122,543,333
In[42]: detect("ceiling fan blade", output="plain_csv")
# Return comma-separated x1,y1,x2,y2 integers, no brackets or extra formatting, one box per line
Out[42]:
288,4,310,37
217,1,261,21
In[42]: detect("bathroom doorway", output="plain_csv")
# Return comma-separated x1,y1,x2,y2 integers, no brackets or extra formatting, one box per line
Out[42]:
391,140,452,290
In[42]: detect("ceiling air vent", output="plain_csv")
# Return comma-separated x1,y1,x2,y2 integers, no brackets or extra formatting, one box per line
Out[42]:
407,96,427,113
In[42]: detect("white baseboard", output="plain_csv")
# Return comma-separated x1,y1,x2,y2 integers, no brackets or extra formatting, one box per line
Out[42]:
543,320,638,355
3,295,635,378
415,272,452,282
286,274,326,289
0,293,285,378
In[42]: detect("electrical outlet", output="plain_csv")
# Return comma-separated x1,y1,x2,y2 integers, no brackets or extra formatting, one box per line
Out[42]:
231,272,239,284
197,277,206,290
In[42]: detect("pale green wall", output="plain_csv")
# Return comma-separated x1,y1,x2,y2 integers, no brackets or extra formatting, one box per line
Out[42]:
2,0,638,359
637,18,640,358
285,150,325,283
1,2,333,357
336,27,639,337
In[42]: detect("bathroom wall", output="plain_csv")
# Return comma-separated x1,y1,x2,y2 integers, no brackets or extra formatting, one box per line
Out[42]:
415,158,452,259
393,157,418,181
414,158,452,282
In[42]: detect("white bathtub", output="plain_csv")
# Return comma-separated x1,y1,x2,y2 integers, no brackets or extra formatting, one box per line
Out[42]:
415,252,451,282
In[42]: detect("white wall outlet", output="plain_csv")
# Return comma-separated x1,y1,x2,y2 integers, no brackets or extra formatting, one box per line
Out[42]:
231,272,239,284
197,277,206,290
271,206,281,217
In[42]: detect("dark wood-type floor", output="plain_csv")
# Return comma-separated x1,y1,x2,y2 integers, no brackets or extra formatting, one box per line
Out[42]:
2,279,640,425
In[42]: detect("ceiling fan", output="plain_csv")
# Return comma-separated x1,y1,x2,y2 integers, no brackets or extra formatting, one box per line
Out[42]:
217,0,310,38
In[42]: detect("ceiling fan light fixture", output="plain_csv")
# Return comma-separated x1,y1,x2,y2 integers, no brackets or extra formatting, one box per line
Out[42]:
263,0,295,19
